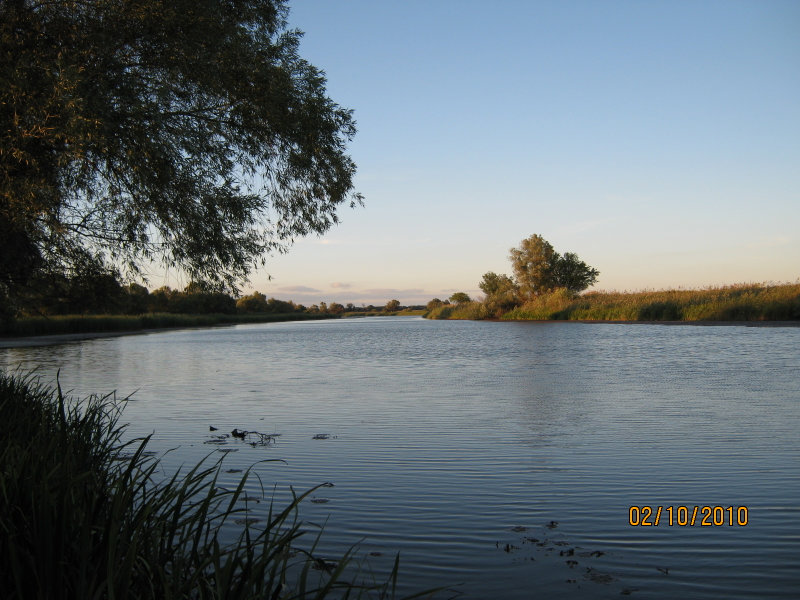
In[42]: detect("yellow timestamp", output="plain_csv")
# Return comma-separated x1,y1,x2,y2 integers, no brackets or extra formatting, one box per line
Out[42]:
628,505,749,527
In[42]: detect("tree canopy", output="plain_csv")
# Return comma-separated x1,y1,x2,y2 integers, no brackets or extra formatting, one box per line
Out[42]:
448,292,471,305
1,0,361,294
510,234,599,296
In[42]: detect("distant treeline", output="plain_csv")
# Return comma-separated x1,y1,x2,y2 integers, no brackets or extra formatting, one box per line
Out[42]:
425,283,800,322
2,269,424,318
0,269,426,336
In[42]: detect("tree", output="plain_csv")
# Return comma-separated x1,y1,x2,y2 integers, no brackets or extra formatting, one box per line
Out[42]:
553,252,600,294
1,0,362,294
510,234,599,296
449,292,471,305
384,299,401,312
478,272,517,297
509,234,559,297
426,298,444,311
478,271,519,314
236,292,269,313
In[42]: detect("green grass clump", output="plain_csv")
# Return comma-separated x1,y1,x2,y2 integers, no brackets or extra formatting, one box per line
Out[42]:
0,371,420,600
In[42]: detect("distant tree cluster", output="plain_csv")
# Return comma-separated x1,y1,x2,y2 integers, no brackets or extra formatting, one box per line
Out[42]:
8,268,315,317
3,265,420,320
509,234,599,297
424,233,599,319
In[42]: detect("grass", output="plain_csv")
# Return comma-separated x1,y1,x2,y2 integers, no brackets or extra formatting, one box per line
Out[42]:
424,303,489,321
1,312,336,338
0,370,434,600
498,283,800,322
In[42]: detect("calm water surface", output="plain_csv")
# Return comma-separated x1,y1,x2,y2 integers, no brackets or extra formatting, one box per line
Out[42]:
3,317,799,599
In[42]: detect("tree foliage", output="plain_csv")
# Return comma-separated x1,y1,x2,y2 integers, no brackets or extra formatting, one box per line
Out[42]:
478,272,517,298
1,0,361,293
426,298,444,311
449,292,471,305
510,234,599,296
384,299,401,312
479,271,519,315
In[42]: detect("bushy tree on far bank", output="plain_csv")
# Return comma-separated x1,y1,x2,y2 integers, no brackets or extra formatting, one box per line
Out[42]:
479,272,519,315
426,298,444,311
385,299,401,312
510,234,599,297
553,252,600,295
449,292,471,305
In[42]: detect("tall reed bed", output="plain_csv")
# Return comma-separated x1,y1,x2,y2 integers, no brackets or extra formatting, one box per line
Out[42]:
500,283,800,322
1,312,333,337
0,371,427,600
424,303,489,321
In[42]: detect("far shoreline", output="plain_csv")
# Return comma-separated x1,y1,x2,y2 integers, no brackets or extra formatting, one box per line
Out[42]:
0,325,232,349
2,318,799,349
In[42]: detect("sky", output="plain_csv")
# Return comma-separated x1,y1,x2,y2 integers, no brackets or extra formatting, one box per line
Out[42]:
225,0,799,306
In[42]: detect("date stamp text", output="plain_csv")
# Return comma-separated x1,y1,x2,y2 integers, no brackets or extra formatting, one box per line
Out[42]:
628,505,749,526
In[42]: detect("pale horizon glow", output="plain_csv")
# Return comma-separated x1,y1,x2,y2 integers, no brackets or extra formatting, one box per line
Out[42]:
162,1,800,306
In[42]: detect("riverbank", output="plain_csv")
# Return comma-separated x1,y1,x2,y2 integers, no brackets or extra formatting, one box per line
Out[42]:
0,311,337,342
425,282,800,322
0,311,428,348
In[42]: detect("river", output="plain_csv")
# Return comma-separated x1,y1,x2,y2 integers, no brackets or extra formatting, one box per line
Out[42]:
2,317,798,598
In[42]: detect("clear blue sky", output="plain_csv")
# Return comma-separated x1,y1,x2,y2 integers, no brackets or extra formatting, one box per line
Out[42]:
232,0,799,306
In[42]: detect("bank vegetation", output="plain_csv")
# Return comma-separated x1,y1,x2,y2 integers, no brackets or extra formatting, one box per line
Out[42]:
425,282,800,322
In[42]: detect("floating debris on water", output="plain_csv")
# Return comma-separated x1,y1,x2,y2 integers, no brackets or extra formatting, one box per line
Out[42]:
234,517,261,526
496,520,627,590
584,567,616,584
225,429,278,446
312,433,330,440
310,498,330,504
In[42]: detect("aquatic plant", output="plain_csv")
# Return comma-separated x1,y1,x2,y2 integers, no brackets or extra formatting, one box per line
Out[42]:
0,371,426,599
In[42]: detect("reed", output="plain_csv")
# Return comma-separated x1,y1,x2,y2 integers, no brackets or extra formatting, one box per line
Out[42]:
0,371,428,600
499,283,800,322
424,302,488,320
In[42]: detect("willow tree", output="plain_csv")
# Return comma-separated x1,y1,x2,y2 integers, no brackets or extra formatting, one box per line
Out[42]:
0,0,361,293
